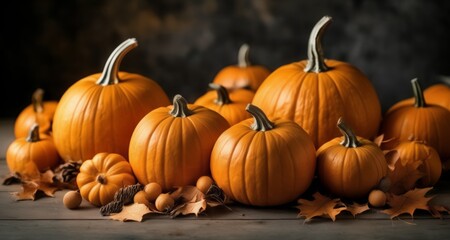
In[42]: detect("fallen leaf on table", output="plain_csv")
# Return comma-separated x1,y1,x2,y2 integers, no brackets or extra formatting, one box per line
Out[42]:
171,199,207,217
296,192,346,222
382,187,434,219
13,170,60,201
428,205,450,219
345,202,370,217
170,186,207,217
388,159,423,195
110,203,152,222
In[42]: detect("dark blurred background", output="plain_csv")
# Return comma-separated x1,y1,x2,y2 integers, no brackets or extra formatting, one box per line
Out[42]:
1,0,450,118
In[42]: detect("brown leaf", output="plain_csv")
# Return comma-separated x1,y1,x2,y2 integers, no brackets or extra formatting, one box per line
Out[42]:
171,199,207,217
2,173,22,185
13,181,39,200
384,150,399,171
374,134,400,150
110,203,152,222
382,187,434,219
169,186,207,217
388,159,423,195
13,170,60,201
345,202,370,217
296,192,347,222
428,205,450,219
170,185,205,202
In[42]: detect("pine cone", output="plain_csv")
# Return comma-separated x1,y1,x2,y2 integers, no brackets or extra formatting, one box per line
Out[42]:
113,183,142,205
100,200,123,216
54,161,82,183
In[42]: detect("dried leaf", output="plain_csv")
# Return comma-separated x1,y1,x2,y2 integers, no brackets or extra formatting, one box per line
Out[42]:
345,202,370,217
428,205,450,219
2,173,22,185
388,159,423,195
384,150,399,171
171,199,207,217
13,170,60,201
169,186,207,217
374,134,399,150
171,185,205,202
13,181,39,200
110,203,152,222
296,192,347,222
382,187,434,219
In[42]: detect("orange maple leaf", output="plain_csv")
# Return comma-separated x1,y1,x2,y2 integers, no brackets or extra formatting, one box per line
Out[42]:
388,159,423,195
345,202,370,217
382,187,434,219
13,170,60,201
296,192,346,222
110,203,152,222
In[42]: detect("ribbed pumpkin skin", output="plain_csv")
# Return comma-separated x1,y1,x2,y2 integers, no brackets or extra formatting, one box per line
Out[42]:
316,137,388,199
213,65,270,92
424,84,450,111
76,152,136,207
14,101,58,138
252,60,381,148
52,72,170,162
394,141,441,187
210,118,316,207
129,103,230,192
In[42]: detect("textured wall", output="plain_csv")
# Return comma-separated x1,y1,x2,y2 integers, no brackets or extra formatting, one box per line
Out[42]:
2,0,450,118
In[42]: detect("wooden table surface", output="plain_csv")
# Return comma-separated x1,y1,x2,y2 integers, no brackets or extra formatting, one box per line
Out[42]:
1,118,450,240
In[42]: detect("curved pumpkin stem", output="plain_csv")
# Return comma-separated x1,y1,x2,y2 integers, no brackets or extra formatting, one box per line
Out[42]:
246,104,274,131
170,94,193,117
96,174,107,185
26,124,40,142
32,88,44,113
304,16,332,73
411,78,426,108
238,44,250,68
209,83,232,105
96,38,138,86
337,118,361,148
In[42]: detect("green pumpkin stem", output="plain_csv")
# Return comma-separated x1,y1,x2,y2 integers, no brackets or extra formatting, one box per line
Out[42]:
304,16,332,73
96,38,138,86
26,124,40,142
337,118,361,148
209,83,232,105
238,44,250,68
246,104,274,131
170,94,193,117
32,88,44,113
411,78,426,108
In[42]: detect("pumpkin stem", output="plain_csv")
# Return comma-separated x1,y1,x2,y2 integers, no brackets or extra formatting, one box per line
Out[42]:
209,83,232,105
26,124,40,142
238,44,250,68
246,104,274,131
96,174,107,185
32,88,44,113
411,78,426,108
304,16,332,73
337,118,361,148
96,38,138,86
170,94,193,117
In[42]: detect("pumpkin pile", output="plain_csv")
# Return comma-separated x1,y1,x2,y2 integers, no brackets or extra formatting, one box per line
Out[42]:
5,15,450,221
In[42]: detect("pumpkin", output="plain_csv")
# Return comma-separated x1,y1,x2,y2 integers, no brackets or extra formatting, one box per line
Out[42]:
76,152,136,207
380,78,450,161
394,140,442,187
252,16,382,148
52,38,170,162
212,44,270,91
423,77,450,111
194,83,254,125
14,88,58,138
316,118,388,199
129,94,230,192
210,104,316,206
6,124,60,178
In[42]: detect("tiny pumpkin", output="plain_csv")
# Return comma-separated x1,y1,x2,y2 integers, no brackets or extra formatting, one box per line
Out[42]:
212,44,270,91
6,124,60,178
210,104,316,206
14,88,58,138
316,118,388,199
76,152,136,207
194,83,254,125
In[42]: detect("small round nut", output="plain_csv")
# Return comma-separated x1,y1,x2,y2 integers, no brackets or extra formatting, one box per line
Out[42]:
155,193,174,212
196,176,214,194
144,182,162,202
63,190,82,209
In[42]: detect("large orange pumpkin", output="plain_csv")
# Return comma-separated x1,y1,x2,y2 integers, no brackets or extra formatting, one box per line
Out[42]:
194,83,254,125
212,44,270,91
423,78,450,111
380,78,450,161
14,88,58,138
129,94,230,192
52,38,170,162
316,118,388,199
210,104,316,206
252,16,382,148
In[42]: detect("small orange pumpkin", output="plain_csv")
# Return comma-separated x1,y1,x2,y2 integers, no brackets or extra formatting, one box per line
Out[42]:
380,78,450,161
210,104,316,206
129,94,230,192
76,152,136,207
194,83,254,125
52,38,170,162
394,140,442,187
6,124,60,179
14,88,58,138
423,77,450,111
212,44,270,91
252,16,382,148
316,118,388,199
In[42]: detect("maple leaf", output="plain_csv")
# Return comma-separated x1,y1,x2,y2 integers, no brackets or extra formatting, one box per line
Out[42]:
110,203,152,222
13,170,60,201
169,186,208,217
373,134,399,150
384,150,399,171
382,187,434,219
345,202,370,217
171,199,207,217
296,192,347,222
388,159,423,195
428,205,450,219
